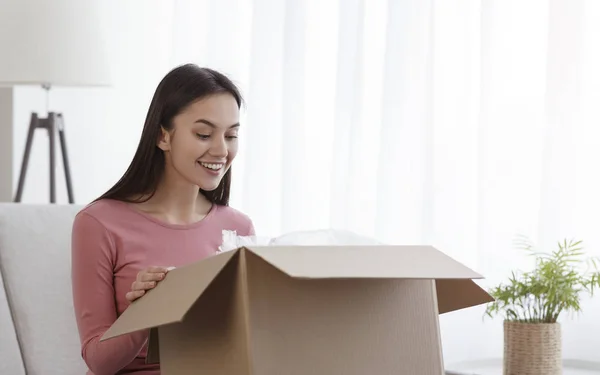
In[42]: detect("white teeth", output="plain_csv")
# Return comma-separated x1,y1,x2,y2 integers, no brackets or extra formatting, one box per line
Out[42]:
200,162,223,170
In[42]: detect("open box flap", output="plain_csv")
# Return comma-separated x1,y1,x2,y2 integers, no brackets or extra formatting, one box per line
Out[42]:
435,279,495,314
246,245,493,312
101,249,239,341
246,245,484,279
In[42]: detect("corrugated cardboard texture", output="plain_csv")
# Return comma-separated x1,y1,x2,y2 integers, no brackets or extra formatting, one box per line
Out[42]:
158,252,251,375
245,251,445,375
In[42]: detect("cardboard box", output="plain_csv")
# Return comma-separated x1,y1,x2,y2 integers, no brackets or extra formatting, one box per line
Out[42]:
101,245,493,374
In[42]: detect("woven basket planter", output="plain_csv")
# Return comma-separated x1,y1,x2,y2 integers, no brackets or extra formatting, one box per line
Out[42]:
503,320,562,375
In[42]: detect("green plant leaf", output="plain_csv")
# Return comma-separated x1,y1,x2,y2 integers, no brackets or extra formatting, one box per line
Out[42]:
483,236,598,324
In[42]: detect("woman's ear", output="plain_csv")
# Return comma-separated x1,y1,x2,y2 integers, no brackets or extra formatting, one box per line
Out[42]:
157,126,171,151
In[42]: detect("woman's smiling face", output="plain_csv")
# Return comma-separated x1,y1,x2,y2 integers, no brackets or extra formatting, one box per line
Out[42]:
157,92,240,191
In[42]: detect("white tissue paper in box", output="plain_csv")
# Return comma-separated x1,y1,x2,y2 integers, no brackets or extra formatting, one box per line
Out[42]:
218,228,382,253
270,229,382,246
218,230,271,253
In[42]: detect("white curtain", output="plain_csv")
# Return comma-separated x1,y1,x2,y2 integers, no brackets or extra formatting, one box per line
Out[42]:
99,0,600,365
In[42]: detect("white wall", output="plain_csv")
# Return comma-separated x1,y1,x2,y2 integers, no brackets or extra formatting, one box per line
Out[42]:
0,88,13,202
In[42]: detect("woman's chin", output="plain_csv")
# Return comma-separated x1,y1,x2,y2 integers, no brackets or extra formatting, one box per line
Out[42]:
197,182,220,192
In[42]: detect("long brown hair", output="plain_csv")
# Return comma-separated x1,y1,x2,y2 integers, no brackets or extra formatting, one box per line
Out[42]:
95,64,243,206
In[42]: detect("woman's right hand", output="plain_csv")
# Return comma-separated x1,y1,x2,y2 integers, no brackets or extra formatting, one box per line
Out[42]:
126,266,173,303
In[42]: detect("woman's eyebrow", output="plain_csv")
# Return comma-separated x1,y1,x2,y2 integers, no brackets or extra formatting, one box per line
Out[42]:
194,119,240,128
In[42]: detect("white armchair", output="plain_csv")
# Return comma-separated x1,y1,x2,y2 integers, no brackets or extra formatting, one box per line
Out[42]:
0,203,86,375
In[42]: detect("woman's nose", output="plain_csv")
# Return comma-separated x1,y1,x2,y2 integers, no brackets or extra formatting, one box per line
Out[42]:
209,136,228,157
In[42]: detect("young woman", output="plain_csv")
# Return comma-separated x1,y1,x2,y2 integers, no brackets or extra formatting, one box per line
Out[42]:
71,64,255,375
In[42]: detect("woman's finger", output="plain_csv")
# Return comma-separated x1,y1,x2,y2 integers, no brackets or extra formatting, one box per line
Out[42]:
140,272,166,282
146,266,171,274
136,266,171,281
125,289,145,302
131,280,156,291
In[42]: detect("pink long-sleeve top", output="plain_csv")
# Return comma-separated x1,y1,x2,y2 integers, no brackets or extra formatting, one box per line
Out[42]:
71,198,255,375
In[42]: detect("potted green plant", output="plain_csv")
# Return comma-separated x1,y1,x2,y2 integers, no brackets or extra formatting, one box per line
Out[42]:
484,237,600,375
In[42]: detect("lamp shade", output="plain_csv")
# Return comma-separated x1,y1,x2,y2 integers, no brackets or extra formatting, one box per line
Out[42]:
0,0,112,87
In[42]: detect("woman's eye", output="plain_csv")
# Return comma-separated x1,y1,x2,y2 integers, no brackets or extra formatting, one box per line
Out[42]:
226,135,238,140
196,134,210,140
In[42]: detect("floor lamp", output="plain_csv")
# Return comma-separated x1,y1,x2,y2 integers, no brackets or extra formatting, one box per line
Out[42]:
0,0,111,203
